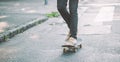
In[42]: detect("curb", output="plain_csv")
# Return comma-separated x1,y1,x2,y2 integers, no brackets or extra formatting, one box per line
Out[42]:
0,16,48,42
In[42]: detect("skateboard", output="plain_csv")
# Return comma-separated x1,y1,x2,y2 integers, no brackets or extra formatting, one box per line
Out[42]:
62,43,82,53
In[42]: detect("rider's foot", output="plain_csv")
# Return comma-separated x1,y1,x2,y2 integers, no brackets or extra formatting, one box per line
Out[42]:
65,37,77,46
65,32,71,41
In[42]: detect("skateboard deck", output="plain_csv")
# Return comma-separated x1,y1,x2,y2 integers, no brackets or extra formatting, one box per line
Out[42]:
62,44,82,53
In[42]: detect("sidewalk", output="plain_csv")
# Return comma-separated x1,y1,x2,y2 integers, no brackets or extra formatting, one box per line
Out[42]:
0,0,57,42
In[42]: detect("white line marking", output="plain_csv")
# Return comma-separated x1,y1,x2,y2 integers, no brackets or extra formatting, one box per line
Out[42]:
93,6,115,25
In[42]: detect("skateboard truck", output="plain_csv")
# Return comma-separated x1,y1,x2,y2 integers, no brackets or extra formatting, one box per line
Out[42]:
62,44,82,53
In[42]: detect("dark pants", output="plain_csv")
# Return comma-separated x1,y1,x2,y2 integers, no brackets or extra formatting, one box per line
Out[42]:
57,0,79,39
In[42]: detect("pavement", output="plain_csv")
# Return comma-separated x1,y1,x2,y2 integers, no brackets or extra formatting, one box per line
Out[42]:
0,1,120,62
0,0,120,62
0,0,58,42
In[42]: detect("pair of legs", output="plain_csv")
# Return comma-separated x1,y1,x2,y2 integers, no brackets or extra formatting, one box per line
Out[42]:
57,0,79,39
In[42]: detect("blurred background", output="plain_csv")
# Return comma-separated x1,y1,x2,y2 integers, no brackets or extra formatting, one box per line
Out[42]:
0,0,120,62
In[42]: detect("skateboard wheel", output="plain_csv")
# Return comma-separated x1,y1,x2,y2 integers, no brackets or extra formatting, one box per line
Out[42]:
79,44,82,48
63,48,67,53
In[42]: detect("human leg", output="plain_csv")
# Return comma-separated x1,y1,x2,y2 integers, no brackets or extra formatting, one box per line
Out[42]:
57,0,71,29
69,0,79,39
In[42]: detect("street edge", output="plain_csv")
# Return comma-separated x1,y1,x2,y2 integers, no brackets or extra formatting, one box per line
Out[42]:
0,16,48,42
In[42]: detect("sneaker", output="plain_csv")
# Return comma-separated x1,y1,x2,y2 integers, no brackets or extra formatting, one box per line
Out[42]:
65,37,77,46
65,32,71,41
